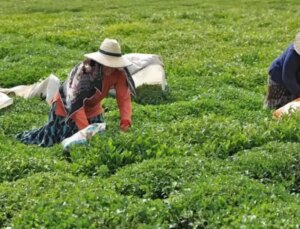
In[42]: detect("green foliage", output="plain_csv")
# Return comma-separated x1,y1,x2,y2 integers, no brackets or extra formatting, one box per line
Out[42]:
1,0,300,227
70,126,186,176
0,173,170,228
233,142,300,192
134,85,173,105
166,174,300,228
108,156,219,199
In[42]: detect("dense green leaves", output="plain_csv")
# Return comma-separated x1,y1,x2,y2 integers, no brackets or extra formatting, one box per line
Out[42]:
1,0,300,227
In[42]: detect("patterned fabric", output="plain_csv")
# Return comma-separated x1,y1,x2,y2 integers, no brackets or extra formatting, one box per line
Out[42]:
124,67,136,97
16,103,104,147
62,59,102,116
264,78,295,109
61,59,135,117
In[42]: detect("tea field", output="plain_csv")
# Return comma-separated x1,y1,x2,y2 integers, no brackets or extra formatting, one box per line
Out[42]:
1,0,300,228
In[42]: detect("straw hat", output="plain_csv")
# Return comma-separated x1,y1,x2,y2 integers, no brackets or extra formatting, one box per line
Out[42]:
294,32,300,55
84,38,132,68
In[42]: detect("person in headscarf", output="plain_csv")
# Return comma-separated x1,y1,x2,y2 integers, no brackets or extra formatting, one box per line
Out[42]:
17,38,136,147
265,32,300,109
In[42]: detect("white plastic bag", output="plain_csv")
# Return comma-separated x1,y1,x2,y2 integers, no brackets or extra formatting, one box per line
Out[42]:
61,123,106,150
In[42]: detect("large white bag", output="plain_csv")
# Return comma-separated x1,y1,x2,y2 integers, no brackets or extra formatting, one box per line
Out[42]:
0,92,13,109
131,64,167,90
0,74,60,105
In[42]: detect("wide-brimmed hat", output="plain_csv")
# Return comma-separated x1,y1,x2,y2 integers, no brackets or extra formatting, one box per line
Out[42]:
84,38,132,68
294,32,300,55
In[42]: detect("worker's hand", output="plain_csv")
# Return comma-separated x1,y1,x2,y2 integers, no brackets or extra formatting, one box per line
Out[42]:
120,119,131,132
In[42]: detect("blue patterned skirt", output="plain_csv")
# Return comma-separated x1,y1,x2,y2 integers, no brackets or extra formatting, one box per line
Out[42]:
16,103,104,147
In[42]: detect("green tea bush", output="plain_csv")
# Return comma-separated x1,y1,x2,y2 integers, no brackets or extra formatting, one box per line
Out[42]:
0,140,70,183
70,126,187,176
156,115,267,159
0,172,169,228
271,113,300,142
166,174,300,228
0,152,53,183
0,97,50,136
108,156,219,199
232,142,300,192
0,172,80,227
1,0,300,227
134,84,173,105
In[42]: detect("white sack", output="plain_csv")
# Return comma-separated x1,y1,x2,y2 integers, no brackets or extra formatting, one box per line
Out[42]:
131,64,167,90
0,92,13,109
0,74,60,105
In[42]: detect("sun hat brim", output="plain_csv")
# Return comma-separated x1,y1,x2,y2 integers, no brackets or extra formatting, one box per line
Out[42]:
84,52,132,68
294,32,300,55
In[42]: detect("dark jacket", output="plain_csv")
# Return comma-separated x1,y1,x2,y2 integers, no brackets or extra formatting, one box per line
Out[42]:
269,44,300,96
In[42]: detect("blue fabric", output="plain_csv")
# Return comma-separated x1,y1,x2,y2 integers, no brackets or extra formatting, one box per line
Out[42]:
269,44,300,96
16,103,104,147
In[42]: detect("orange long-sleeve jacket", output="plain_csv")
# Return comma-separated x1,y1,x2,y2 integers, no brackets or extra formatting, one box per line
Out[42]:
53,66,134,130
